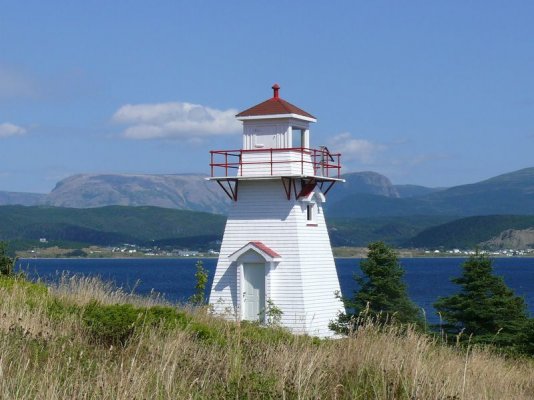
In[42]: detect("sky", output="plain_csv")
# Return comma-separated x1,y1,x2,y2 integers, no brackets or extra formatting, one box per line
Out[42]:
0,1,533,193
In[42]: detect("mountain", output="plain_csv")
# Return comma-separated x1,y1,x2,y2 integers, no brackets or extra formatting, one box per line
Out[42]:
416,168,534,216
405,215,534,249
0,205,226,250
326,192,440,218
2,205,534,251
328,168,534,218
44,174,230,214
0,191,46,206
3,167,534,220
481,228,534,250
0,204,453,250
330,171,399,201
328,215,456,247
393,184,444,198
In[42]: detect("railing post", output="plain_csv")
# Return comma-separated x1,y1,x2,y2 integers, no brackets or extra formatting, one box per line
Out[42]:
239,151,243,176
301,147,303,175
210,152,213,177
314,148,317,175
270,148,273,176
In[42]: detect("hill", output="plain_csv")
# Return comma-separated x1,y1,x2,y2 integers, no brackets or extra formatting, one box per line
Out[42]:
328,171,399,202
0,191,46,206
0,204,457,250
326,192,439,218
3,205,534,251
328,215,456,247
0,205,226,250
481,228,534,250
2,275,532,399
3,168,534,220
393,184,444,198
45,171,401,215
328,167,534,218
405,215,534,249
415,167,534,216
44,173,230,213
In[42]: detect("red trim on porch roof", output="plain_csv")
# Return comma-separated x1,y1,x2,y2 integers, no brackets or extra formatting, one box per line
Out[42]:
250,241,281,258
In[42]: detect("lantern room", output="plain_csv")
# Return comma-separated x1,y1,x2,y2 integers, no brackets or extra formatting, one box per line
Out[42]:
237,84,315,151
210,84,342,198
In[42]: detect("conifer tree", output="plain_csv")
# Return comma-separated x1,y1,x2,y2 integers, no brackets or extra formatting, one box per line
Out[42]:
331,242,422,333
434,252,528,348
0,241,13,276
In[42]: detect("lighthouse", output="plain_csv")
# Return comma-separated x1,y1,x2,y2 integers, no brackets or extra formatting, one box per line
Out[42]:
208,84,344,337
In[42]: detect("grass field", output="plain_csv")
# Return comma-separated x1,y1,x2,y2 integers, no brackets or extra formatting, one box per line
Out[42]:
1,274,533,399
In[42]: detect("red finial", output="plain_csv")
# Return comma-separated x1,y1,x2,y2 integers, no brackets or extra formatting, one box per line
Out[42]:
272,83,280,99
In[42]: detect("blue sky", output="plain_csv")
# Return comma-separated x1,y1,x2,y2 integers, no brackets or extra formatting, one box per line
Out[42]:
1,1,533,193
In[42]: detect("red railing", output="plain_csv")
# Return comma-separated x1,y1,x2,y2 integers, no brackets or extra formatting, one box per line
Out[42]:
210,147,341,178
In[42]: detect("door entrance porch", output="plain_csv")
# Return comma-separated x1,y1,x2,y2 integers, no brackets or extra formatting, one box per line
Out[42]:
242,262,265,321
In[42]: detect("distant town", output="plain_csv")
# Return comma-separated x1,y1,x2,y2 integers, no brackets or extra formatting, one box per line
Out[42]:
16,242,534,259
19,241,220,259
424,248,534,257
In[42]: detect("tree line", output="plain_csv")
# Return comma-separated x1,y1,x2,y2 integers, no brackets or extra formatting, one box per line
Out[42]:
330,241,534,355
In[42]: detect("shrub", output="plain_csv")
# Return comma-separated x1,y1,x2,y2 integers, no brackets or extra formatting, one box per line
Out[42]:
189,260,209,306
82,301,188,346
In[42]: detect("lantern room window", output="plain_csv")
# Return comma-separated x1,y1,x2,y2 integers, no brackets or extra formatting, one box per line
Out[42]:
292,128,304,148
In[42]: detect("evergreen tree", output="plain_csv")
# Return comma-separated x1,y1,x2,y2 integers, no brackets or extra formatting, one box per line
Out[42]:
434,252,529,348
331,242,422,333
0,241,13,276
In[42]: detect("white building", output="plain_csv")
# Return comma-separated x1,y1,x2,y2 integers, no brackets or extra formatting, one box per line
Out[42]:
208,84,344,337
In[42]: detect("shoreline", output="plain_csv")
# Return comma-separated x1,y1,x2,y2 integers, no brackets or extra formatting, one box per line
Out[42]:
17,254,534,261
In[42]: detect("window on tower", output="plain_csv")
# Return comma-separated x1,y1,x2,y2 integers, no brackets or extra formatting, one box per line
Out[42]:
306,203,318,226
292,128,304,149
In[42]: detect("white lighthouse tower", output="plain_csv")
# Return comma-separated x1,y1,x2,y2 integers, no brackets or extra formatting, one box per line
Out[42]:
208,84,344,337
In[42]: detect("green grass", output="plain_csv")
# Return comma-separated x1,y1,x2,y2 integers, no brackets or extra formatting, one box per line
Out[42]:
1,274,534,399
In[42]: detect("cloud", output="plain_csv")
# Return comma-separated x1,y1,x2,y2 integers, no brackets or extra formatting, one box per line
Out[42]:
328,132,385,164
0,65,36,99
0,123,26,138
113,102,241,139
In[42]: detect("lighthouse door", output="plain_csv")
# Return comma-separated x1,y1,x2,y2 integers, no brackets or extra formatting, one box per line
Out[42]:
243,263,265,322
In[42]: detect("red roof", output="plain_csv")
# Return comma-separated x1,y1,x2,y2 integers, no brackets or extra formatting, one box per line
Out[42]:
250,241,281,258
236,84,316,120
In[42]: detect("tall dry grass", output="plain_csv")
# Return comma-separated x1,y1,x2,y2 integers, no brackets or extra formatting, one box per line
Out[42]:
0,274,533,399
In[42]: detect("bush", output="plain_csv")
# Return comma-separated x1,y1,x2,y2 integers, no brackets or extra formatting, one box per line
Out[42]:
189,260,209,306
82,301,188,346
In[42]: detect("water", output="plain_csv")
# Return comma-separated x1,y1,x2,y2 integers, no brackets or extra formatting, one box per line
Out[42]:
15,257,534,324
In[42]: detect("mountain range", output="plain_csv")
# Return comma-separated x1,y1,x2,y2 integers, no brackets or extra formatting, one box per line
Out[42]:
4,167,534,218
327,168,534,218
2,167,534,250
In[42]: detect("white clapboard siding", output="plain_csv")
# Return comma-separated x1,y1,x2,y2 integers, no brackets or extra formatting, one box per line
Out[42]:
209,179,344,337
238,150,315,177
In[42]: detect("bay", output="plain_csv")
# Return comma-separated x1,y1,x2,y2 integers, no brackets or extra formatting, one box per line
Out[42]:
15,257,534,324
